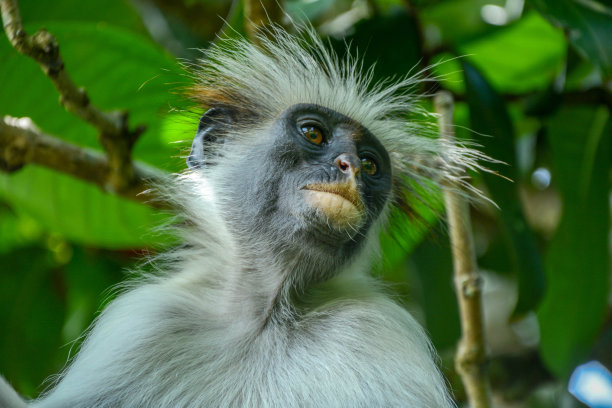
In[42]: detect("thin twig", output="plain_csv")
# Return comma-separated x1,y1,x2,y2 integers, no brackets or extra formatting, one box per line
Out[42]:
0,116,167,209
0,0,145,193
435,91,492,408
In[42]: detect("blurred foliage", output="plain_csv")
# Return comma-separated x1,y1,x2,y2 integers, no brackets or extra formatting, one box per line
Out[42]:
1,0,611,406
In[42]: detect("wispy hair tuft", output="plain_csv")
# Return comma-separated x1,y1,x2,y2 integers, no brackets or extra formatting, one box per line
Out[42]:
187,25,493,213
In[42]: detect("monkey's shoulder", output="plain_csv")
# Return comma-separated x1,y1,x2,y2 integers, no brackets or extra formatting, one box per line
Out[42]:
291,294,434,368
253,295,449,407
37,282,450,408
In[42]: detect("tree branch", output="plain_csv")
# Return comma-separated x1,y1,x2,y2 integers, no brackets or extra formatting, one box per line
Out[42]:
0,0,145,192
435,91,492,408
0,116,167,208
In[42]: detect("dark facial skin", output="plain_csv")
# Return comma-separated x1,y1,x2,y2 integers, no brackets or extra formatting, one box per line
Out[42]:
190,104,392,278
275,104,392,237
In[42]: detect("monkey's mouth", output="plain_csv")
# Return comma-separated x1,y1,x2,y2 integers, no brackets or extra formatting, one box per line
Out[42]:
301,182,365,227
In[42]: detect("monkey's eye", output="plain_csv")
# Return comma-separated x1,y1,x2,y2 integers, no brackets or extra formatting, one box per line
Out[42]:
360,157,377,176
301,125,324,145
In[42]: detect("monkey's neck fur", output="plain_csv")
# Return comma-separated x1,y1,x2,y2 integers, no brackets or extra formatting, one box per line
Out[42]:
242,239,375,329
174,221,374,331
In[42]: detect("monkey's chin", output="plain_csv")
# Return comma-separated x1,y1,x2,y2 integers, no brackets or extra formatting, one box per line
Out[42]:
302,190,364,228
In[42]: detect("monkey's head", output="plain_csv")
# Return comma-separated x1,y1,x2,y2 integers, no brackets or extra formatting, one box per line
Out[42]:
187,101,392,270
184,26,487,281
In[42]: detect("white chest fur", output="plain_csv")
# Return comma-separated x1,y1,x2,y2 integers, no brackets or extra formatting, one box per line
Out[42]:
33,269,453,408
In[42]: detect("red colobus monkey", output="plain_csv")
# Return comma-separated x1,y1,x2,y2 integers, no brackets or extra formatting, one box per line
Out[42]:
1,26,488,408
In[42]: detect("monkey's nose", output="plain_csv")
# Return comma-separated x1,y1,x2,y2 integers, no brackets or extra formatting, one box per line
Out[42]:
335,153,361,177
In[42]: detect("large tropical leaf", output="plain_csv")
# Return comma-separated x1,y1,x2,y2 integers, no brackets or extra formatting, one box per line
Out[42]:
537,107,611,377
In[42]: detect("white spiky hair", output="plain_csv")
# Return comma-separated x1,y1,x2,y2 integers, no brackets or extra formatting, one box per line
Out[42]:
188,25,489,211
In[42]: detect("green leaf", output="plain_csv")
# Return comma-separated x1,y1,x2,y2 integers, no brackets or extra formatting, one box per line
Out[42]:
0,203,42,254
0,167,171,248
463,61,546,317
0,244,130,398
460,12,566,93
377,189,443,277
18,0,148,35
0,247,66,397
531,0,612,78
411,233,460,350
537,107,611,378
62,247,126,342
421,0,498,46
0,23,187,247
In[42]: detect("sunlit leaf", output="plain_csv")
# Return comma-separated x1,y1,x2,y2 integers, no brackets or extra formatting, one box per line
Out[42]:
0,167,172,248
420,0,496,46
460,12,566,93
377,188,443,277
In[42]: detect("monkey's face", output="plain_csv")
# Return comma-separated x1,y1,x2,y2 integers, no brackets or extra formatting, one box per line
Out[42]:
235,104,391,256
275,104,392,236
190,104,392,267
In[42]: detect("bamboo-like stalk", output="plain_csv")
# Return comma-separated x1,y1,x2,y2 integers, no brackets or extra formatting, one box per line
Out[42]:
435,91,492,408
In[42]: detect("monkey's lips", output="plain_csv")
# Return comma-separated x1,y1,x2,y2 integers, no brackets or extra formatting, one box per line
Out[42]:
301,182,365,227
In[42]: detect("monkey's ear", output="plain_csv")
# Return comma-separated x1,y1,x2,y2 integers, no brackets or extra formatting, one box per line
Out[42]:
187,107,236,168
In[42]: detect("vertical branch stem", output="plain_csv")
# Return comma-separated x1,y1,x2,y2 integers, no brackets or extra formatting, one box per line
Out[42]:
435,91,492,408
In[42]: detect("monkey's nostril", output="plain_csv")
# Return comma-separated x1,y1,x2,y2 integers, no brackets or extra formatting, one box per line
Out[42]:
335,153,358,175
